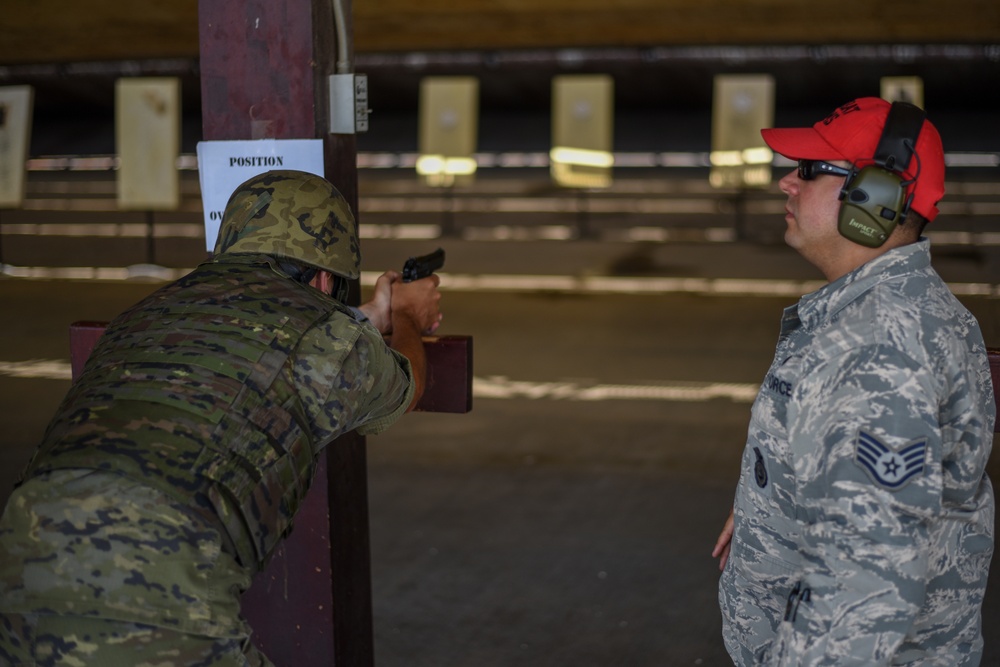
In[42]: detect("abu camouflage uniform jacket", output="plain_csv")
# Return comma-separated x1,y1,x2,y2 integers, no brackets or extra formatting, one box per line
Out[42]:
719,239,995,666
20,253,413,572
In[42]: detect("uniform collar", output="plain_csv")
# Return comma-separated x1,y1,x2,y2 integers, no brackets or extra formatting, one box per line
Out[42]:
784,239,931,334
207,252,275,267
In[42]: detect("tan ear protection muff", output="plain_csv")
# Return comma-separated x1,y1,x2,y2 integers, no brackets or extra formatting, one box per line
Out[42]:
837,102,926,248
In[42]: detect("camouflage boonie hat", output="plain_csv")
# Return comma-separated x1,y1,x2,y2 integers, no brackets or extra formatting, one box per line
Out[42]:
214,170,361,279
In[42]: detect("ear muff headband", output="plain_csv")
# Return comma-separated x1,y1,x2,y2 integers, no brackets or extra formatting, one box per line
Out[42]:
837,102,926,248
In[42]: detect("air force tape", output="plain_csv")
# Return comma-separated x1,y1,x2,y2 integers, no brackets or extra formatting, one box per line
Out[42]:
854,430,927,491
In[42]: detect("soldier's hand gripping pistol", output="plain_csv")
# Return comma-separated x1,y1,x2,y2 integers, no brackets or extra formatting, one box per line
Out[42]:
402,247,445,282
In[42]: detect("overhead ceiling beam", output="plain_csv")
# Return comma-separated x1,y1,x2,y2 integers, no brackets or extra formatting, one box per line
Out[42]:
2,0,999,64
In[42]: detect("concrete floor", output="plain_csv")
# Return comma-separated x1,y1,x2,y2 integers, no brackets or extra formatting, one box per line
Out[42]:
3,243,999,665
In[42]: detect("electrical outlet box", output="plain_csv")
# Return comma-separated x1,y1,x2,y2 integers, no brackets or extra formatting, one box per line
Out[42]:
329,74,369,134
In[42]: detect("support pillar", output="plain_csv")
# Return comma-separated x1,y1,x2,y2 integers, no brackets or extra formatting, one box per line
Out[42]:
198,1,371,664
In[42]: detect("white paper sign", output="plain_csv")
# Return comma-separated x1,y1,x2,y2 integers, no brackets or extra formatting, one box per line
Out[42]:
196,139,324,251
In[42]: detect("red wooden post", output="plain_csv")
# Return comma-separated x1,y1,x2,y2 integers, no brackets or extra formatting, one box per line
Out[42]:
197,0,370,663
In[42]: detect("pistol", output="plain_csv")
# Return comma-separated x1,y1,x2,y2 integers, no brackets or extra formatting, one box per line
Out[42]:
402,248,445,282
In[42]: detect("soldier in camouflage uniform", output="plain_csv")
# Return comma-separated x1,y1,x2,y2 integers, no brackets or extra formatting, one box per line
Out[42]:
712,98,995,665
0,170,443,666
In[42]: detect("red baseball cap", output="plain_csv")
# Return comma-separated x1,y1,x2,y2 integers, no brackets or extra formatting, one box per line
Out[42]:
761,97,946,222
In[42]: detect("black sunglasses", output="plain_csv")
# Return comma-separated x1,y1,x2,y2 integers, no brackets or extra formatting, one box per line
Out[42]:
797,159,852,181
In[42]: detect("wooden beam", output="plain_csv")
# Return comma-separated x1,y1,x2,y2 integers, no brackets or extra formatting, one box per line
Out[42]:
4,1,1000,63
197,0,368,663
70,322,471,412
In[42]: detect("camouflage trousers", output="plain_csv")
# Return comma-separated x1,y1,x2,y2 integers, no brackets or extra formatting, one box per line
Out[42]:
0,613,270,667
0,470,271,667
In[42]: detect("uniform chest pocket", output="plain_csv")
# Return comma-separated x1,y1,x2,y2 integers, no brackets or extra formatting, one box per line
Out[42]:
743,431,799,512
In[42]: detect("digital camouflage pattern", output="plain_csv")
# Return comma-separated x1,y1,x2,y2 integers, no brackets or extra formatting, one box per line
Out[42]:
214,170,361,280
24,254,344,571
720,239,995,666
22,253,411,571
0,469,267,665
0,253,413,665
0,612,269,667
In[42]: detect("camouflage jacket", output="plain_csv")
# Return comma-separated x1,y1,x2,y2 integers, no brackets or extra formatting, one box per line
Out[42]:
22,254,413,571
720,239,996,666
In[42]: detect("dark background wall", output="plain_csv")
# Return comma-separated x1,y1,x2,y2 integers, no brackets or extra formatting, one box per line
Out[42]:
1,1,998,155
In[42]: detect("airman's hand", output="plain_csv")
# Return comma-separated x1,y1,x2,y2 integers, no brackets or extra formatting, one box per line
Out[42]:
712,508,735,572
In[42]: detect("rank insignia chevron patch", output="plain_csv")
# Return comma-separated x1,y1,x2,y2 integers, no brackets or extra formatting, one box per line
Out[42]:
854,430,927,491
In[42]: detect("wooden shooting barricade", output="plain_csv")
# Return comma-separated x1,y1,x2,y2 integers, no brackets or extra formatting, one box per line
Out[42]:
68,321,472,663
190,0,470,660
